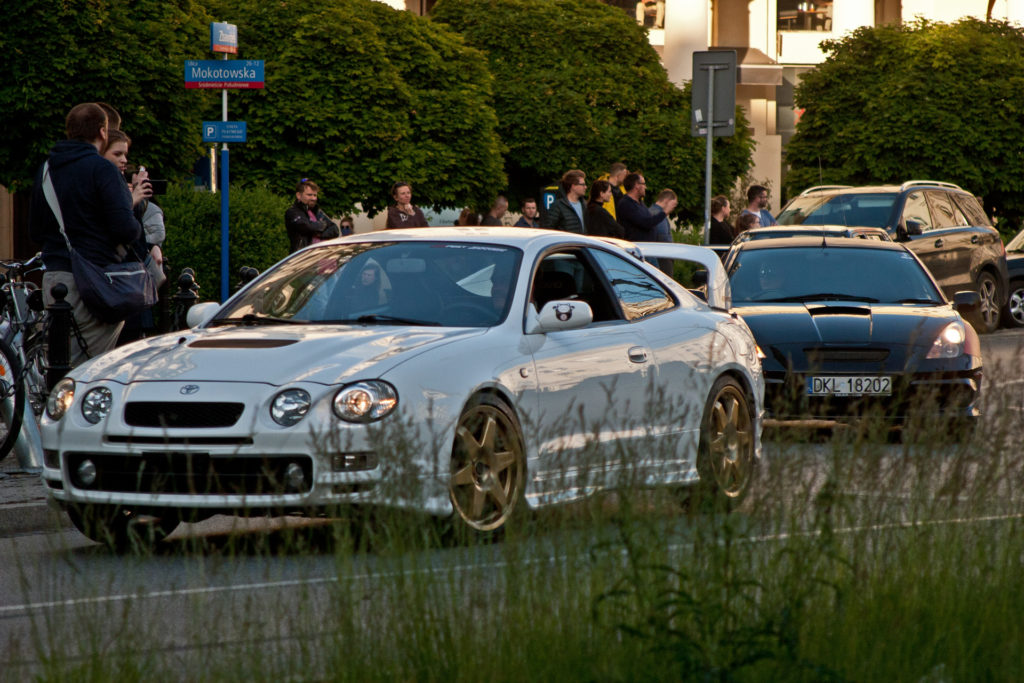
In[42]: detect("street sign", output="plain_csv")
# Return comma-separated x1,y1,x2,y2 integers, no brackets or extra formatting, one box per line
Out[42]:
184,60,264,89
202,121,247,143
210,22,238,54
691,51,736,137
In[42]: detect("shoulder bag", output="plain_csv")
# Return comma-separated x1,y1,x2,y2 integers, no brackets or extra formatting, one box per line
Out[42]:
41,162,158,324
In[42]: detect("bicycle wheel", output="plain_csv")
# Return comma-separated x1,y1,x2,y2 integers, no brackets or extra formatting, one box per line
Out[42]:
0,336,25,463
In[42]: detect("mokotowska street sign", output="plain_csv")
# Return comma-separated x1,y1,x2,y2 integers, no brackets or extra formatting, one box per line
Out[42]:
691,50,736,137
202,121,247,143
185,60,264,89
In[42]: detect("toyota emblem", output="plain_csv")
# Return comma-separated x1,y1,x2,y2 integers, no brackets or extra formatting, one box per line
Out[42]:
180,384,200,395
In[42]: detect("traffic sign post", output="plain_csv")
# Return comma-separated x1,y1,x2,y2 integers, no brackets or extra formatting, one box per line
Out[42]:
691,51,737,244
185,22,261,301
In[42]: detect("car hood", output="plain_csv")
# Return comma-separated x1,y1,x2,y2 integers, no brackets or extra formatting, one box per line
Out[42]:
72,324,486,386
735,302,957,365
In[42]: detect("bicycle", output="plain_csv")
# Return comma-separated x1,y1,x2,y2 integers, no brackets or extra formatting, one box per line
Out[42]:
0,253,70,462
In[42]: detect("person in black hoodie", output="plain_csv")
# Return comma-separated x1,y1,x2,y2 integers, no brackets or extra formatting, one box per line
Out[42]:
29,103,143,365
585,180,625,238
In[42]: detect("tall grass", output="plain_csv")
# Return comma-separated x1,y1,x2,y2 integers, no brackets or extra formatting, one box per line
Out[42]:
8,357,1024,681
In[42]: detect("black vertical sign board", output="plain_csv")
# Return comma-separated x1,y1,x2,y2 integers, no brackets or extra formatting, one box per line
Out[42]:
691,50,737,137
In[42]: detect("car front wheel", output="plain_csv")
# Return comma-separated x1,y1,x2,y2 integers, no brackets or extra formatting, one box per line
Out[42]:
448,395,525,535
693,376,756,509
1001,279,1024,328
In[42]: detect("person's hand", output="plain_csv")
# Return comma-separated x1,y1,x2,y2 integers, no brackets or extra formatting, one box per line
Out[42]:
130,166,152,206
150,244,163,267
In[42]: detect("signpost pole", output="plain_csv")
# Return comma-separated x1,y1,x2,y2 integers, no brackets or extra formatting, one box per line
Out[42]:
703,66,716,245
220,50,231,303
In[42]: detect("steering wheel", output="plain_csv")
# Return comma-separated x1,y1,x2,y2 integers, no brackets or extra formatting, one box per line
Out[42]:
443,301,497,324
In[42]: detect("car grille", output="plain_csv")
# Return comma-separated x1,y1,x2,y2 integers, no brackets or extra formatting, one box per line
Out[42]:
124,402,245,428
64,452,313,495
804,348,890,364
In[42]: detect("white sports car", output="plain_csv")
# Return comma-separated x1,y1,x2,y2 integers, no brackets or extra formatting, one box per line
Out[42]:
40,228,763,546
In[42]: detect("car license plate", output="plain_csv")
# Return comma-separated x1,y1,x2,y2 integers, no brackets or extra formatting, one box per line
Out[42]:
806,376,891,397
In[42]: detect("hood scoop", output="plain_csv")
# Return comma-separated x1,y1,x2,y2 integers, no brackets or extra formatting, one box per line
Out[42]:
806,305,871,316
188,338,298,349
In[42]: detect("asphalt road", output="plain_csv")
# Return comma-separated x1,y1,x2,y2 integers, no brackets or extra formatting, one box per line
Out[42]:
1,327,1021,676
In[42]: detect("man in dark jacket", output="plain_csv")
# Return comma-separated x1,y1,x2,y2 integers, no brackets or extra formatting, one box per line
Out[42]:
541,170,587,234
285,179,340,252
29,102,142,365
616,173,664,241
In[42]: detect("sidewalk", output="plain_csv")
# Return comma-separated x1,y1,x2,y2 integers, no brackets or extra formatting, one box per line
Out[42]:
0,458,69,536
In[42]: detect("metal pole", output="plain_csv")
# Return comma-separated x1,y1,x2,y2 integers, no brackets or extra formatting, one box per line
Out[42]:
703,65,716,245
220,54,230,302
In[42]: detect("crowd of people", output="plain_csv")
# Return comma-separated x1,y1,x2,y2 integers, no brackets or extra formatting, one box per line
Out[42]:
286,166,777,256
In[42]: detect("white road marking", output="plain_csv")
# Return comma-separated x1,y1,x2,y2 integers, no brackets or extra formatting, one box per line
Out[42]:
4,510,1024,617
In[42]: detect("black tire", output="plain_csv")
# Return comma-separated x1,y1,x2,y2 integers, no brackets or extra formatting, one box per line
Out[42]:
692,375,757,510
970,271,1001,334
66,504,180,552
446,395,526,538
1001,279,1024,329
0,336,26,463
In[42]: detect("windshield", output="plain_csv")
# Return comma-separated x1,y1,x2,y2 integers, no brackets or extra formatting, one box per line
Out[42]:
728,247,944,304
213,241,523,327
776,193,898,228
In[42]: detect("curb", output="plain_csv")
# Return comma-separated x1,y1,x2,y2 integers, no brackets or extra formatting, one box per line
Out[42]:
0,470,71,537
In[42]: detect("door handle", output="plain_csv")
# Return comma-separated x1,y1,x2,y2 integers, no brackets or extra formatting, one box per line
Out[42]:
628,346,648,363
933,238,943,248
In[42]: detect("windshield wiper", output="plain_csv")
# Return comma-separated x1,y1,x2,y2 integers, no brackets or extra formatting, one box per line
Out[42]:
772,293,880,303
208,313,306,327
323,314,441,327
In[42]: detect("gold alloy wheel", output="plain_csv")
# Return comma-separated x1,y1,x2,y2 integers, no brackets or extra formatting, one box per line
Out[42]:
449,401,524,532
705,382,755,499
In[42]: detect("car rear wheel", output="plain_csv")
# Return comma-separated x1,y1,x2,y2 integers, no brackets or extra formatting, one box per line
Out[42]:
970,271,1001,334
1001,279,1024,328
693,376,756,509
66,504,180,552
448,395,525,536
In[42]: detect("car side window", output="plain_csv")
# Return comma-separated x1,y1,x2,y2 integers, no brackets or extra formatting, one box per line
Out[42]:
589,249,675,322
531,250,621,322
952,193,991,227
901,191,933,232
927,191,968,228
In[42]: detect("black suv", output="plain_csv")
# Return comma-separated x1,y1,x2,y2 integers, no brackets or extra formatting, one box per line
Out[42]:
776,181,1009,333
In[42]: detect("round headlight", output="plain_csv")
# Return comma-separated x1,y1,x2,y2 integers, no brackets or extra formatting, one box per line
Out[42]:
927,321,966,359
271,389,311,426
46,378,75,420
332,381,398,423
81,387,113,425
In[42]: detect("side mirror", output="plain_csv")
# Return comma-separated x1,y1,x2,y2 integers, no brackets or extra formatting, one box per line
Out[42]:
526,300,593,333
953,290,981,314
905,219,923,236
692,269,708,287
186,301,221,328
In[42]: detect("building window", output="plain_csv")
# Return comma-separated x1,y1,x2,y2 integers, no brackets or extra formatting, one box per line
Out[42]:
601,0,665,30
778,0,833,31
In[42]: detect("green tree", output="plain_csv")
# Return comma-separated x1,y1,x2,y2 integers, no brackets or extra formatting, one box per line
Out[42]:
208,0,506,216
431,0,754,224
785,18,1024,232
0,0,215,191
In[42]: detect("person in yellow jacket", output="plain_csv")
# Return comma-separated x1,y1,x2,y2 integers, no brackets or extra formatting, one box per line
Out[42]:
596,162,629,220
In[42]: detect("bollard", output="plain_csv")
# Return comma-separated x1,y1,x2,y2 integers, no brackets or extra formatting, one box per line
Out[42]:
46,282,72,392
170,268,199,331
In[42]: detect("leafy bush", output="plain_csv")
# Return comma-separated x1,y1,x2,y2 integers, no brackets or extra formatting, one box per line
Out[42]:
160,183,290,300
0,0,215,191
785,18,1024,235
206,0,506,216
431,0,755,224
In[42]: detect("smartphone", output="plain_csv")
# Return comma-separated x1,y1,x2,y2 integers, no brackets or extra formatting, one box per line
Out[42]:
148,179,168,195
